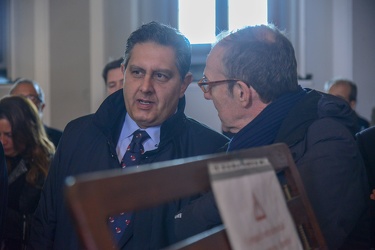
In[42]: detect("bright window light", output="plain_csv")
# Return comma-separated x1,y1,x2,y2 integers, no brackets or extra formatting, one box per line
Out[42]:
228,0,268,31
178,0,267,44
178,0,216,44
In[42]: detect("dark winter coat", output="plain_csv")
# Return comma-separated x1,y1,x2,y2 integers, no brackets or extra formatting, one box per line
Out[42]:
175,89,370,249
29,91,228,250
4,156,44,250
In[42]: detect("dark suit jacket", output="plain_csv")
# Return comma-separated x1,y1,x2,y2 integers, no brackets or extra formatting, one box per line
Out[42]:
356,113,370,133
30,92,228,250
356,126,375,192
44,125,63,148
0,143,8,241
356,126,375,248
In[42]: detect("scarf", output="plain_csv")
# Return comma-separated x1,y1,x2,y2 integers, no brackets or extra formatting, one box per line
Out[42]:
228,87,306,152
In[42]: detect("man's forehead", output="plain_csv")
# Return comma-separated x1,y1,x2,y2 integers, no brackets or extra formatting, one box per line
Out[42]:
127,43,179,73
330,84,350,94
130,42,176,61
329,84,351,100
205,46,226,77
12,83,38,95
107,67,123,78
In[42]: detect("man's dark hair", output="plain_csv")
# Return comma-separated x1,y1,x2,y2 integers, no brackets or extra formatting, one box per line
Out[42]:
123,21,191,80
215,24,299,103
102,58,123,84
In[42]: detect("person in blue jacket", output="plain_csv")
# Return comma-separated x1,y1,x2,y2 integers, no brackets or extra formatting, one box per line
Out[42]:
174,24,370,249
29,21,228,250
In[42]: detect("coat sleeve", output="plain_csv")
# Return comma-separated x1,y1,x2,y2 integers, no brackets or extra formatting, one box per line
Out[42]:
295,118,370,249
28,135,64,249
174,191,222,241
0,143,7,241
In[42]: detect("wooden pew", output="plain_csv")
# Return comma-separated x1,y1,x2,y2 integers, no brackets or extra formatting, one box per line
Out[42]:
64,143,327,249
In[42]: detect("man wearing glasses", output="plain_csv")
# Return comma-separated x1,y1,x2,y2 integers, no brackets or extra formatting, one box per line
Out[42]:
175,24,370,249
9,78,63,147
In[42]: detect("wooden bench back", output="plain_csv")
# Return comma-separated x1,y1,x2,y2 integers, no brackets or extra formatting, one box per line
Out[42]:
65,143,326,249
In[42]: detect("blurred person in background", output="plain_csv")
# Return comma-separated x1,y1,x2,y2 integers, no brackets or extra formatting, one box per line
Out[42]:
0,96,55,249
325,78,370,133
102,57,124,96
10,78,63,147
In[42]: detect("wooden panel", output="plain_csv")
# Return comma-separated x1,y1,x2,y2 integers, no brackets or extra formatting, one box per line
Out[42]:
64,143,327,250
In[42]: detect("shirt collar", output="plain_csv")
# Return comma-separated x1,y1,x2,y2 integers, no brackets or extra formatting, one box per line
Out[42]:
123,113,161,146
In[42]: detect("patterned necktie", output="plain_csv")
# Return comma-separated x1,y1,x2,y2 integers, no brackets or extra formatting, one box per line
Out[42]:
109,130,150,242
120,130,150,169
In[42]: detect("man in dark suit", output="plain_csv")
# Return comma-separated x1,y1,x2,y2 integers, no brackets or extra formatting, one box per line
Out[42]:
29,21,228,250
9,78,63,147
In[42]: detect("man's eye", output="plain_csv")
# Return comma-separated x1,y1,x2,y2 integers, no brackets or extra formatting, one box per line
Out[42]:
153,72,169,82
132,70,143,78
202,78,209,83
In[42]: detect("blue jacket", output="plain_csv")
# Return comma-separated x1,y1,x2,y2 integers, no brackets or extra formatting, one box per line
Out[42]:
29,90,228,250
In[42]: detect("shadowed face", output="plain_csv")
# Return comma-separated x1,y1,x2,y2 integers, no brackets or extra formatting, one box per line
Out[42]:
122,42,191,128
0,118,18,157
106,67,124,95
328,83,355,109
10,83,44,116
328,84,351,103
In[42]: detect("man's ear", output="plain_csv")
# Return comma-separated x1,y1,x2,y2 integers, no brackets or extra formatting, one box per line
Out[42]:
40,103,46,112
179,72,193,97
349,100,356,110
235,81,251,107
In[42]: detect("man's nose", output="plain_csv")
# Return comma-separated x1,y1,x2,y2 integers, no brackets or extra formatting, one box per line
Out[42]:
203,91,212,100
139,76,154,93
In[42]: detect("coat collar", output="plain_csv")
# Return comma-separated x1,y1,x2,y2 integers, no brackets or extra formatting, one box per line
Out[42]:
92,90,187,146
275,89,357,146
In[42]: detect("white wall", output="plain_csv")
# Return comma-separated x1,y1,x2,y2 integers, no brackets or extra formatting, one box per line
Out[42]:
353,0,375,123
185,83,222,132
5,0,375,130
49,0,91,128
304,0,333,91
0,84,12,99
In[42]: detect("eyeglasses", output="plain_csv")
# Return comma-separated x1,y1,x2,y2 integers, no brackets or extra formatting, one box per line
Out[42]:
197,77,241,93
22,94,42,104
